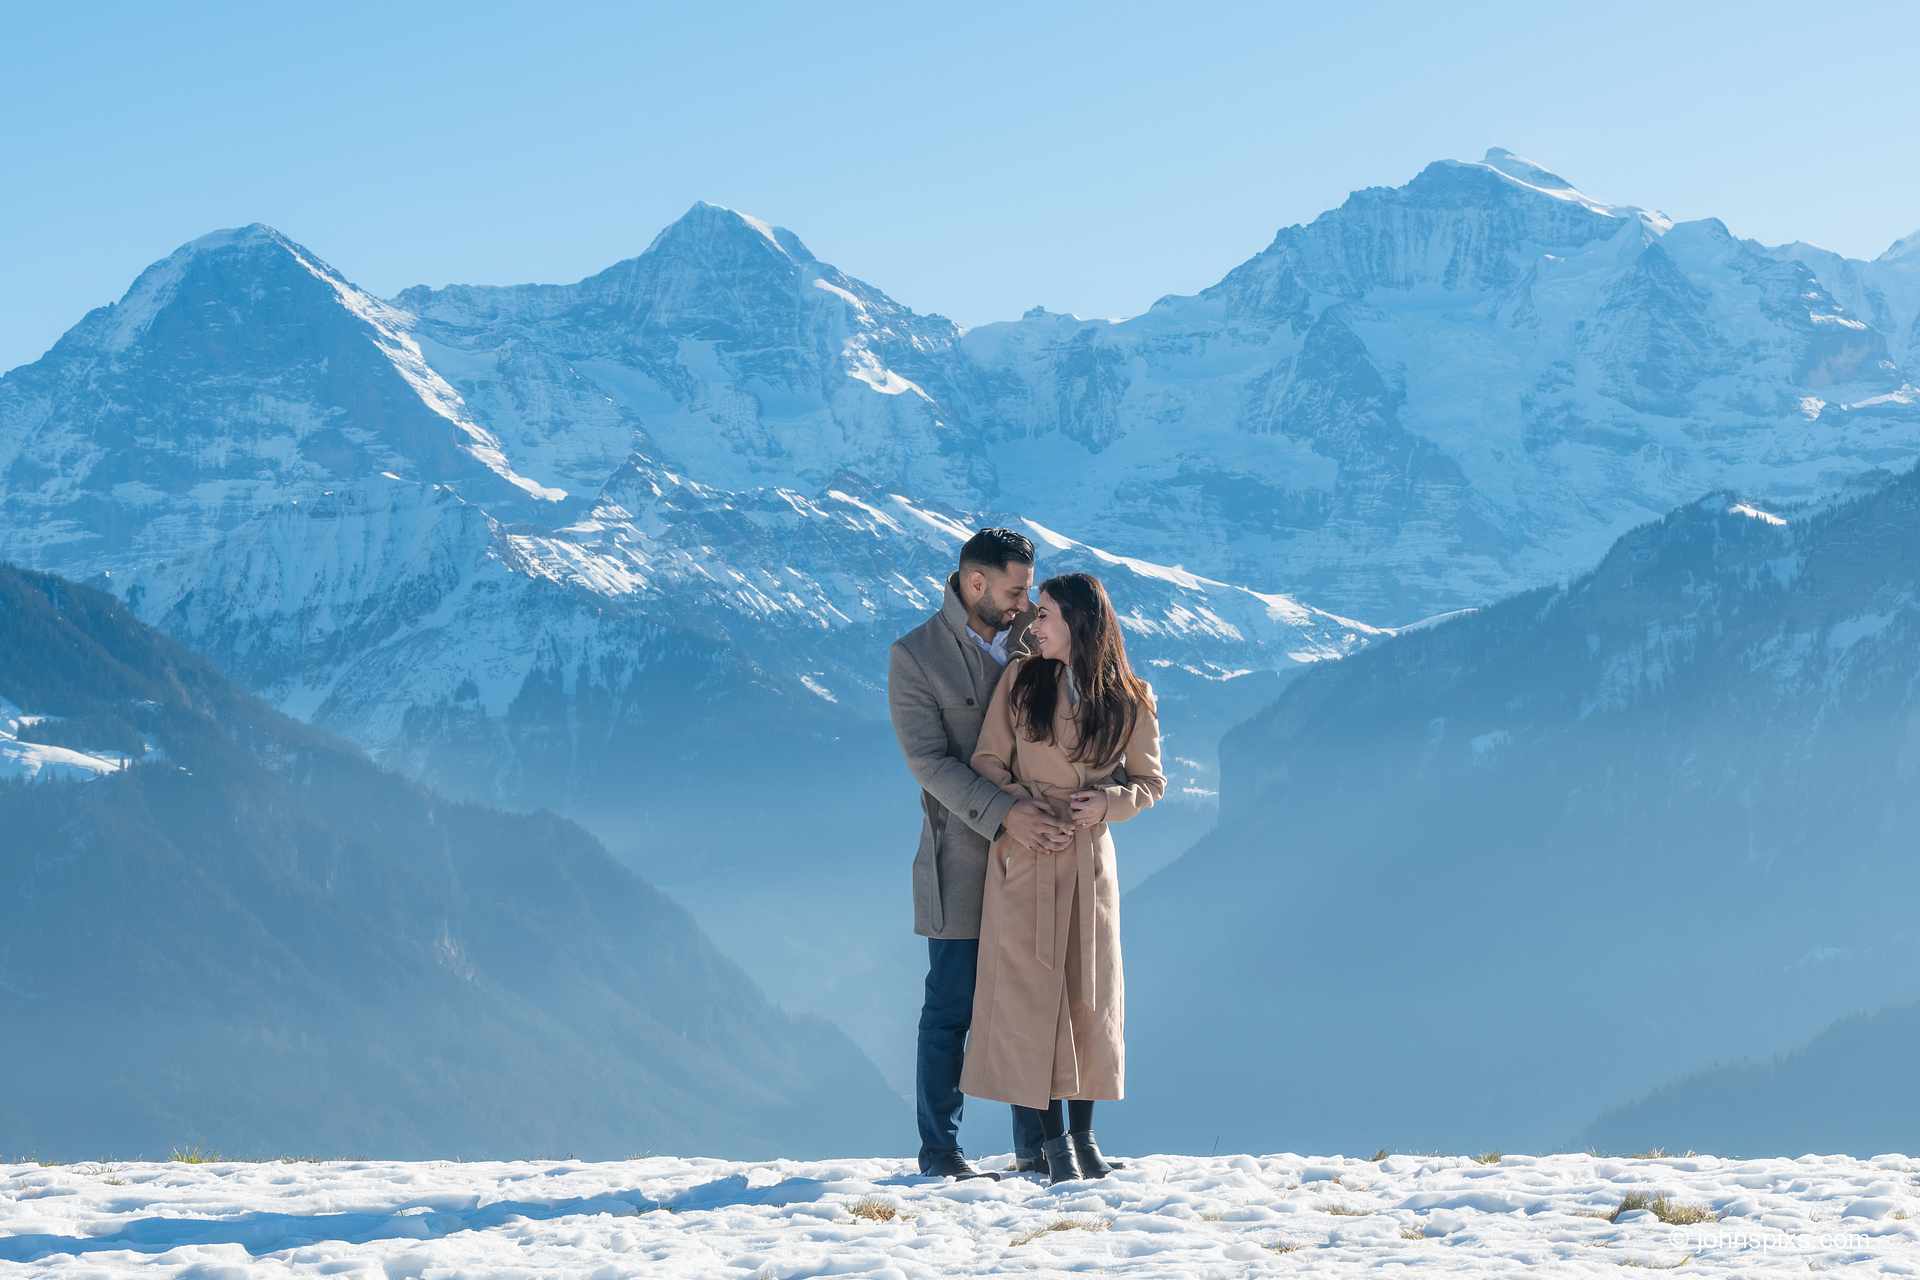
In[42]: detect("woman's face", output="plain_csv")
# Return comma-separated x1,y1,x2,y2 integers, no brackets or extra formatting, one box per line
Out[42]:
1029,590,1071,664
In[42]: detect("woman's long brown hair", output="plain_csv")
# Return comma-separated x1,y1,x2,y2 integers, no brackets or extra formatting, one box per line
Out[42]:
1011,571,1153,765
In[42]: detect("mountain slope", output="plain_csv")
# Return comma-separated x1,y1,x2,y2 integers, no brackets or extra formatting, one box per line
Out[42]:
0,562,899,1160
1577,997,1920,1157
1113,459,1920,1157
1768,227,1920,373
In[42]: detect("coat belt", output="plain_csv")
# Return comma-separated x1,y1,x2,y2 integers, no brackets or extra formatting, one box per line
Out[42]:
923,792,947,932
1007,780,1101,1010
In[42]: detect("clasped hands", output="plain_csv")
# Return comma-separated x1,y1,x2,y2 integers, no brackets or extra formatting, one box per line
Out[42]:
1002,792,1110,853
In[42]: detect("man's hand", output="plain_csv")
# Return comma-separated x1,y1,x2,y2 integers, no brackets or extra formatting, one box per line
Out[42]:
1003,798,1073,851
1069,789,1110,827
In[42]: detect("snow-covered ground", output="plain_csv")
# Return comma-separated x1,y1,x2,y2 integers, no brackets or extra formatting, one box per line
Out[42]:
4,1150,1917,1276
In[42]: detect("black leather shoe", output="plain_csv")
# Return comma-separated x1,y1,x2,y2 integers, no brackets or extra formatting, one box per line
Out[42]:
1012,1150,1046,1174
1069,1129,1123,1178
1039,1133,1082,1185
920,1149,1001,1180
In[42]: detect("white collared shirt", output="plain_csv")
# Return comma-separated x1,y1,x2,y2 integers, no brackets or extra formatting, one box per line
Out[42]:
967,624,1013,667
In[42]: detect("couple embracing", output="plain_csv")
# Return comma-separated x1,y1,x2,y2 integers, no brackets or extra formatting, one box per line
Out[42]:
887,527,1166,1186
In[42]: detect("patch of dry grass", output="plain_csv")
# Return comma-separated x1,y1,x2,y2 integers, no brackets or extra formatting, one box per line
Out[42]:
847,1197,911,1223
168,1145,223,1164
1610,1191,1718,1225
1010,1217,1110,1246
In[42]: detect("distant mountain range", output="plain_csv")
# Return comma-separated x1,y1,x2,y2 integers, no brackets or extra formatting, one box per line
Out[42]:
1117,454,1920,1158
4,149,1919,1143
0,563,898,1160
5,148,1912,773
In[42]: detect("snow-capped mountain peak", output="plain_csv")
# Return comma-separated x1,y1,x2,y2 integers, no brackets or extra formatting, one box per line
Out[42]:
644,199,817,263
79,221,323,354
1478,146,1579,191
0,217,576,577
1877,226,1920,265
1470,145,1673,232
384,196,979,509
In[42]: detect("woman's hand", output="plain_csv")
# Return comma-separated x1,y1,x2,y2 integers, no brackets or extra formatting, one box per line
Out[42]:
1068,788,1109,827
1004,798,1074,851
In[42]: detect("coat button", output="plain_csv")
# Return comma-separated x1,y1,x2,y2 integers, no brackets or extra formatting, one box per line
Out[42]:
969,808,979,818
966,696,975,705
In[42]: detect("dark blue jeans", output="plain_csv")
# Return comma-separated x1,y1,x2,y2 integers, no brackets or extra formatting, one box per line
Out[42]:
917,936,1047,1170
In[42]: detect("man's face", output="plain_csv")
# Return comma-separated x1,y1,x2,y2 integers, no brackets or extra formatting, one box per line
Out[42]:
966,561,1034,631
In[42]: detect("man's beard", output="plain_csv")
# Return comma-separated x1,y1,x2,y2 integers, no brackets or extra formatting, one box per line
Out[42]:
971,599,1010,632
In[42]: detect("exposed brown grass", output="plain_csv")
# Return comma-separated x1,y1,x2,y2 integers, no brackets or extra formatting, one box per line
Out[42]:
847,1197,911,1223
1010,1217,1110,1246
1611,1191,1717,1225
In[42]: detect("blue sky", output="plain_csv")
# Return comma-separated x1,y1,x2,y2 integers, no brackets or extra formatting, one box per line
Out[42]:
4,0,1917,372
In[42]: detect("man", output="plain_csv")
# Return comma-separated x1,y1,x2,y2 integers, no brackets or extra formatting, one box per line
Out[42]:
888,527,1076,1179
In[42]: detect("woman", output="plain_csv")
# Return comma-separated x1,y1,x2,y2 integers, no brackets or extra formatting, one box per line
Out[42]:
958,571,1166,1185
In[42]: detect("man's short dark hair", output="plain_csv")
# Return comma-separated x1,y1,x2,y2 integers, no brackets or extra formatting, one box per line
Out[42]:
958,526,1034,574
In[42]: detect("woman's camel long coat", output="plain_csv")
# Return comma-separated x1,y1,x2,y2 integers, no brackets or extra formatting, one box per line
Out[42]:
958,656,1166,1110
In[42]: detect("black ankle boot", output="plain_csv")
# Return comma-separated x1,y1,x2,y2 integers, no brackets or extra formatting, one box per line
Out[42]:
1039,1132,1082,1185
1069,1129,1124,1178
920,1149,1001,1180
